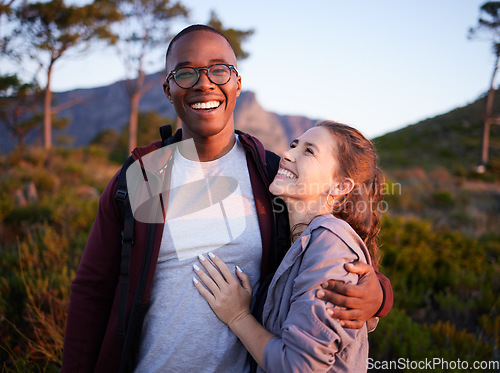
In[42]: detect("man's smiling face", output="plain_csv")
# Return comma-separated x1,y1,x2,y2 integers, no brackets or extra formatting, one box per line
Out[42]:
164,30,241,141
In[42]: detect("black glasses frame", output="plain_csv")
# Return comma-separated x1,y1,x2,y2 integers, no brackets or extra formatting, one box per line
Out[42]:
165,64,239,89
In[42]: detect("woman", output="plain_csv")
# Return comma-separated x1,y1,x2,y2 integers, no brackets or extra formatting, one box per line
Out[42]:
192,121,384,372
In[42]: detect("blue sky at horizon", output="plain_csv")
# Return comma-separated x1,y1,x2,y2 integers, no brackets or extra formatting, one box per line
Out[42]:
10,0,494,139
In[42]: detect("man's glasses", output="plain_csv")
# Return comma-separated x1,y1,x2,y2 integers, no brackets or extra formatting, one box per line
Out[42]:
165,64,239,89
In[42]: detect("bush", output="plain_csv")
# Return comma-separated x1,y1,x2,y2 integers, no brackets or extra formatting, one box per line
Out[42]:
0,147,108,370
431,189,454,208
370,309,495,372
376,215,499,364
0,225,72,371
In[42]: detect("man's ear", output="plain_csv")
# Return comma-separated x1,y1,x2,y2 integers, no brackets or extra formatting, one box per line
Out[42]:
163,81,173,103
330,178,355,197
236,74,242,98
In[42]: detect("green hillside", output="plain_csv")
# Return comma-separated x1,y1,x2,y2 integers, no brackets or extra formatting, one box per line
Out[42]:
374,92,500,177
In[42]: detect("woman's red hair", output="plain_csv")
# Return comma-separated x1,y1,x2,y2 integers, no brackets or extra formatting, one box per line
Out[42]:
317,120,385,266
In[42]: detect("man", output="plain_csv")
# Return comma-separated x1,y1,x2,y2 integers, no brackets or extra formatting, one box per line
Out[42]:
62,24,392,372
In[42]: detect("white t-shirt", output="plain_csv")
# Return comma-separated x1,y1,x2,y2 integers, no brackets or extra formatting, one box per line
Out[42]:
135,135,263,372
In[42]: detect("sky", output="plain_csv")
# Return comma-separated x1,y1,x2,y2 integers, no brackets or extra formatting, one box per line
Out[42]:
22,0,496,139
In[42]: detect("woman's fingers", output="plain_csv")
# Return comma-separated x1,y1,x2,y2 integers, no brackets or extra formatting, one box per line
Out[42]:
192,254,253,326
236,266,252,296
192,277,215,303
193,252,239,294
197,253,226,288
193,252,251,301
206,252,237,285
193,262,220,295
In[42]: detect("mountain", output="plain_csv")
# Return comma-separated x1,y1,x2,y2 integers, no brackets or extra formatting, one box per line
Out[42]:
374,92,500,174
0,71,316,155
1,71,499,177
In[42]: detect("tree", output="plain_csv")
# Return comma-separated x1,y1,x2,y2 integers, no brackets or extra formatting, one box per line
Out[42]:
13,0,122,149
117,110,176,160
0,74,42,148
207,11,254,61
90,110,176,163
469,1,500,168
0,0,16,31
113,0,188,153
0,0,16,32
0,0,15,16
0,0,19,63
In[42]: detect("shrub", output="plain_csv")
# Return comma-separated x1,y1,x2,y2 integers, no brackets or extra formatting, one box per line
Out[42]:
378,215,499,357
369,309,496,371
0,225,72,371
431,189,454,208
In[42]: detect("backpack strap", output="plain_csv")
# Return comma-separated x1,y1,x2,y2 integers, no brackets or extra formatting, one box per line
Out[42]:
159,124,172,145
264,150,280,182
114,125,173,342
114,155,136,338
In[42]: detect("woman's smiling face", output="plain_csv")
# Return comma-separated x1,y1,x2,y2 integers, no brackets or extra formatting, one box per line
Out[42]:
269,126,339,204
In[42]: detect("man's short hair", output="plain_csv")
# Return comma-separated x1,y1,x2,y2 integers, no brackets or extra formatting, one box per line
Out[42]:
165,24,235,72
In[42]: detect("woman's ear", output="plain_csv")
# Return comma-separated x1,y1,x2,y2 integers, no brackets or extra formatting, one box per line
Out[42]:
330,178,355,197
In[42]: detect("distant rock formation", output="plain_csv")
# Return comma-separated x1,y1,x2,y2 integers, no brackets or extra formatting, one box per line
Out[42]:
233,91,290,154
0,71,317,155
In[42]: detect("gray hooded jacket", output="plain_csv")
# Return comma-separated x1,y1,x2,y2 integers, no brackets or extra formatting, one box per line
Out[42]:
260,214,371,373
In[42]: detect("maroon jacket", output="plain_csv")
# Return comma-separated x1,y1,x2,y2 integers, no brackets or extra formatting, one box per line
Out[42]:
62,130,393,372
